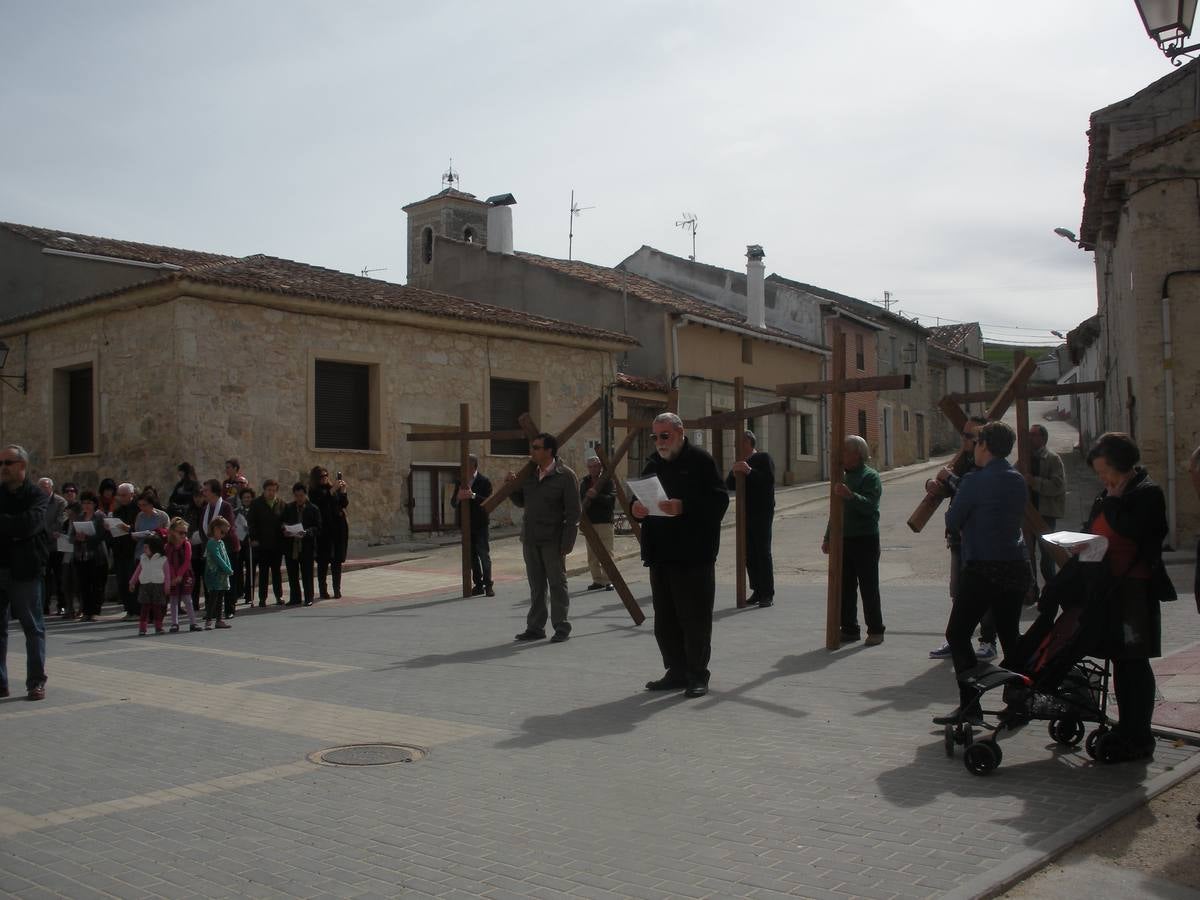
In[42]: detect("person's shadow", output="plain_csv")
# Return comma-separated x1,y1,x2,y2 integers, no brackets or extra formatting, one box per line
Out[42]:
495,689,691,749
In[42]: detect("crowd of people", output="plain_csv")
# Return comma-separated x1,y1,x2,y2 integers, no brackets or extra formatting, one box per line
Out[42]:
36,458,351,634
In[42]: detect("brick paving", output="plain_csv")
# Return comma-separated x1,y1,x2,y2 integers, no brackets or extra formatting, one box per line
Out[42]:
3,450,1199,899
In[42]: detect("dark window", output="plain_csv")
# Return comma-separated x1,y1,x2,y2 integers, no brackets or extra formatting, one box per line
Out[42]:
463,227,476,243
67,367,93,455
315,361,370,449
741,337,753,364
903,409,910,431
857,409,868,438
800,413,815,456
490,378,530,455
855,333,865,370
422,227,433,264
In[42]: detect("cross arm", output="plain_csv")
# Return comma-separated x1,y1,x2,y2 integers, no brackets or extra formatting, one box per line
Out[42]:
775,373,911,397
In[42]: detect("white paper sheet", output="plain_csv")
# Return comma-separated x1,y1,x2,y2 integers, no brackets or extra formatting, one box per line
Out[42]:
626,476,673,517
56,534,74,554
102,517,128,535
72,519,96,536
189,531,202,546
131,530,153,540
283,523,305,537
1041,530,1109,562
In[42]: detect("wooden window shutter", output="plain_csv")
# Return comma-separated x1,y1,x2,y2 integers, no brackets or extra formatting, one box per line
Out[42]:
67,367,93,455
490,378,530,455
315,361,370,450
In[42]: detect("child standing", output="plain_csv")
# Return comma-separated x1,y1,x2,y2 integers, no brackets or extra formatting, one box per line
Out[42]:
131,533,169,636
204,516,234,630
165,517,198,633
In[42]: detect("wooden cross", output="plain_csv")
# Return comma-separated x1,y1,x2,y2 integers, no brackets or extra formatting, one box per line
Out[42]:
775,329,912,650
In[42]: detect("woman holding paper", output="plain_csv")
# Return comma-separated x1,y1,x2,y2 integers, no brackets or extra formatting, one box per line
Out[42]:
1084,432,1174,763
71,491,108,621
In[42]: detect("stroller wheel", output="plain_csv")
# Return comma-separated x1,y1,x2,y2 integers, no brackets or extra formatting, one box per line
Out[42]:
1085,727,1108,760
944,723,955,757
964,740,1002,775
1048,718,1085,747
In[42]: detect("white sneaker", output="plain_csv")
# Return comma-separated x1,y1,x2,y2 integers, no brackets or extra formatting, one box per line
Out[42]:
975,642,997,661
929,641,953,659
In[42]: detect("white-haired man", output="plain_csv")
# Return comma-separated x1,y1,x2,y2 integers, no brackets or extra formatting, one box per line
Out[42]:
632,412,730,697
822,435,885,645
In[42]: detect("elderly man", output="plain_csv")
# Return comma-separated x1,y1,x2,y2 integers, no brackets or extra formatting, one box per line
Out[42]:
508,434,580,643
452,454,494,597
633,412,729,697
934,421,1030,725
822,435,884,645
1027,424,1066,588
0,445,50,700
37,477,67,616
726,430,776,606
110,482,140,619
579,455,616,591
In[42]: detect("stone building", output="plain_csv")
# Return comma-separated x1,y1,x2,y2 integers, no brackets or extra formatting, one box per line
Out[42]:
927,322,990,453
0,224,634,546
1076,60,1200,547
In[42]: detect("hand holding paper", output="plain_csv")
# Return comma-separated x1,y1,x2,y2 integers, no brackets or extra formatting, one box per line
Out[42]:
283,523,305,538
626,477,677,517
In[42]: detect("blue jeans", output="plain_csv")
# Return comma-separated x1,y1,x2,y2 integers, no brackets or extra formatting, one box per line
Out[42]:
0,571,46,691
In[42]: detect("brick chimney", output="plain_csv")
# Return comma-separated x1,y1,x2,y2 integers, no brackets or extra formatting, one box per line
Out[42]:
746,244,765,329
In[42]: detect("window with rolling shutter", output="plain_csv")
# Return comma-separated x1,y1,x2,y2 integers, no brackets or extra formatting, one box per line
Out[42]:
67,367,93,455
315,361,370,449
490,378,530,455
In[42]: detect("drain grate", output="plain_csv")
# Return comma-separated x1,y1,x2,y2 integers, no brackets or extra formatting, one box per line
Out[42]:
308,743,427,767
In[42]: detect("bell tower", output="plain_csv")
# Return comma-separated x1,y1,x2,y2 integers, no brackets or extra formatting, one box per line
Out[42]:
402,162,489,289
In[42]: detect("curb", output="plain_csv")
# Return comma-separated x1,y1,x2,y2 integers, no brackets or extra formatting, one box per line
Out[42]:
943,740,1200,900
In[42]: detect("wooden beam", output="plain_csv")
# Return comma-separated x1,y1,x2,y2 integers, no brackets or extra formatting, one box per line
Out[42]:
609,418,657,430
734,377,747,609
408,429,527,442
945,380,1105,404
578,516,645,625
826,330,847,651
596,444,641,543
692,399,789,429
939,397,969,436
777,373,911,397
458,404,472,598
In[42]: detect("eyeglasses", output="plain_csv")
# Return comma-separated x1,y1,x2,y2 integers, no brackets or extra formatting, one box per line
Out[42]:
0,459,20,467
652,432,675,441
64,488,77,494
530,444,545,450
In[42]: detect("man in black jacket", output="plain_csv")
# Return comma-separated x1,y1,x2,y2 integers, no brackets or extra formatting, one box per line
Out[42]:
632,413,730,697
579,456,616,591
452,454,494,597
726,430,776,606
0,444,50,701
282,483,322,607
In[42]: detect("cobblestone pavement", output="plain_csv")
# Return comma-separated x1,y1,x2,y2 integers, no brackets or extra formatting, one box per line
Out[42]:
3,554,1199,899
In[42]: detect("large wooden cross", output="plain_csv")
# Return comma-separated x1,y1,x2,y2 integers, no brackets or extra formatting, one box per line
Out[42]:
775,328,912,650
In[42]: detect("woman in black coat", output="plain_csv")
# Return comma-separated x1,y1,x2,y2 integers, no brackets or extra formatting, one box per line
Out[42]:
168,462,201,519
1084,432,1175,763
308,466,349,599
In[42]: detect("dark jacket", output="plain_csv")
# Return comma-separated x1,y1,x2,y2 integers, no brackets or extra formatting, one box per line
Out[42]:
282,500,322,556
0,478,49,580
451,472,492,534
945,458,1028,563
639,439,730,566
247,495,286,553
107,501,139,562
511,460,580,554
42,491,68,556
725,450,776,520
579,474,616,525
311,484,349,555
1085,468,1174,659
167,478,200,518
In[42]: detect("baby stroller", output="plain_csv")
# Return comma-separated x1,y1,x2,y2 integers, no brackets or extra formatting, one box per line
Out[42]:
943,557,1116,775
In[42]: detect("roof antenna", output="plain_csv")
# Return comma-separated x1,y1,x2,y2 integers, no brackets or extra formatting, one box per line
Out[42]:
675,213,698,260
361,266,387,278
442,158,459,191
568,189,595,260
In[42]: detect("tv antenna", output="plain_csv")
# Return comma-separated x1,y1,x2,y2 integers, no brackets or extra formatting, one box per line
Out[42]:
880,290,895,312
675,212,698,260
441,158,459,191
568,189,594,260
361,266,387,278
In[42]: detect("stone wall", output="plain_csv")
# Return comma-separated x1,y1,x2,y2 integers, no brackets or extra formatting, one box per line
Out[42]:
0,293,618,546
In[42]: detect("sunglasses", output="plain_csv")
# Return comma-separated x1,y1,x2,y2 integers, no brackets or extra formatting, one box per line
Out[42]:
0,459,20,467
652,432,675,441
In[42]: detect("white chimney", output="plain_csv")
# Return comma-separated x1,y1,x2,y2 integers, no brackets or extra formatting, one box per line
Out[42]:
486,193,516,255
746,244,765,329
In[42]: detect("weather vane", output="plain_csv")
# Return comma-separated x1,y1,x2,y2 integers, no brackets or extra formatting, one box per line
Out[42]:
442,158,459,191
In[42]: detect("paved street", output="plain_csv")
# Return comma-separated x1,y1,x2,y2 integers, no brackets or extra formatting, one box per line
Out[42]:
4,419,1200,899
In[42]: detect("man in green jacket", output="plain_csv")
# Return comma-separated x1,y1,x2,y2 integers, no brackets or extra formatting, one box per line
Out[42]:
822,435,884,645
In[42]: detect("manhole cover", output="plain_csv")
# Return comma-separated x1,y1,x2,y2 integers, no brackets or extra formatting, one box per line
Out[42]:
308,743,427,767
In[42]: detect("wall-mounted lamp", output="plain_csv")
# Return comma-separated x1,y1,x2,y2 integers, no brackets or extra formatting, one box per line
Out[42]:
1134,0,1200,65
0,338,28,393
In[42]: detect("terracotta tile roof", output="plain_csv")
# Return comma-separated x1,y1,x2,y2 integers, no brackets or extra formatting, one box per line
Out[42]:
928,323,976,352
1,252,639,346
0,221,233,268
615,372,668,393
513,251,827,350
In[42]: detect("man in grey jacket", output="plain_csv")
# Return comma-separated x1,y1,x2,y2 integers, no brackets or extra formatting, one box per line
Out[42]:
508,433,581,643
1027,424,1066,587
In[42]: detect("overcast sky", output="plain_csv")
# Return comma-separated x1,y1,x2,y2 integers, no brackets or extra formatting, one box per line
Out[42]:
0,2,1180,345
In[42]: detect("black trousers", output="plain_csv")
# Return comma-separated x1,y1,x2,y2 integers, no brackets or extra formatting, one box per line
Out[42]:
946,560,1029,707
470,529,492,589
649,562,716,684
115,554,139,615
1112,657,1156,744
841,534,883,636
286,548,315,604
43,551,63,613
317,559,342,597
746,516,774,598
256,548,283,602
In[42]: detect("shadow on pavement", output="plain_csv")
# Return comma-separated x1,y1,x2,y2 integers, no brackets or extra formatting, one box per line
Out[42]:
857,662,949,715
495,690,691,748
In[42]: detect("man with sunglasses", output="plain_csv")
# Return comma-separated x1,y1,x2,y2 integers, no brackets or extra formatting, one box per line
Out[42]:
925,415,1000,661
0,445,50,701
508,433,581,643
633,413,729,698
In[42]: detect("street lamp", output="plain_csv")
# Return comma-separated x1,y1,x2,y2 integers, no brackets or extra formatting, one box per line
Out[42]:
1133,0,1200,64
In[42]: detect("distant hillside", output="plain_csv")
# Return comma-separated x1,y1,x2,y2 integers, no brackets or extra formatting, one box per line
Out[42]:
982,345,1059,393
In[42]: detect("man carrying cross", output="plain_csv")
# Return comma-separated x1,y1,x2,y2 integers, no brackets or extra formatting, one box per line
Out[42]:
451,454,494,597
725,430,776,607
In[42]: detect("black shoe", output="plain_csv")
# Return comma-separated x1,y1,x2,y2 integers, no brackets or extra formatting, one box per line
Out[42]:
549,631,570,643
286,600,301,606
586,582,603,591
746,593,760,605
485,586,495,597
1098,733,1156,764
514,629,545,641
275,599,285,606
604,584,614,591
645,674,688,691
333,591,342,599
840,629,861,642
302,600,313,607
756,597,774,608
471,586,486,596
258,600,266,608
932,705,984,726
684,681,708,698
